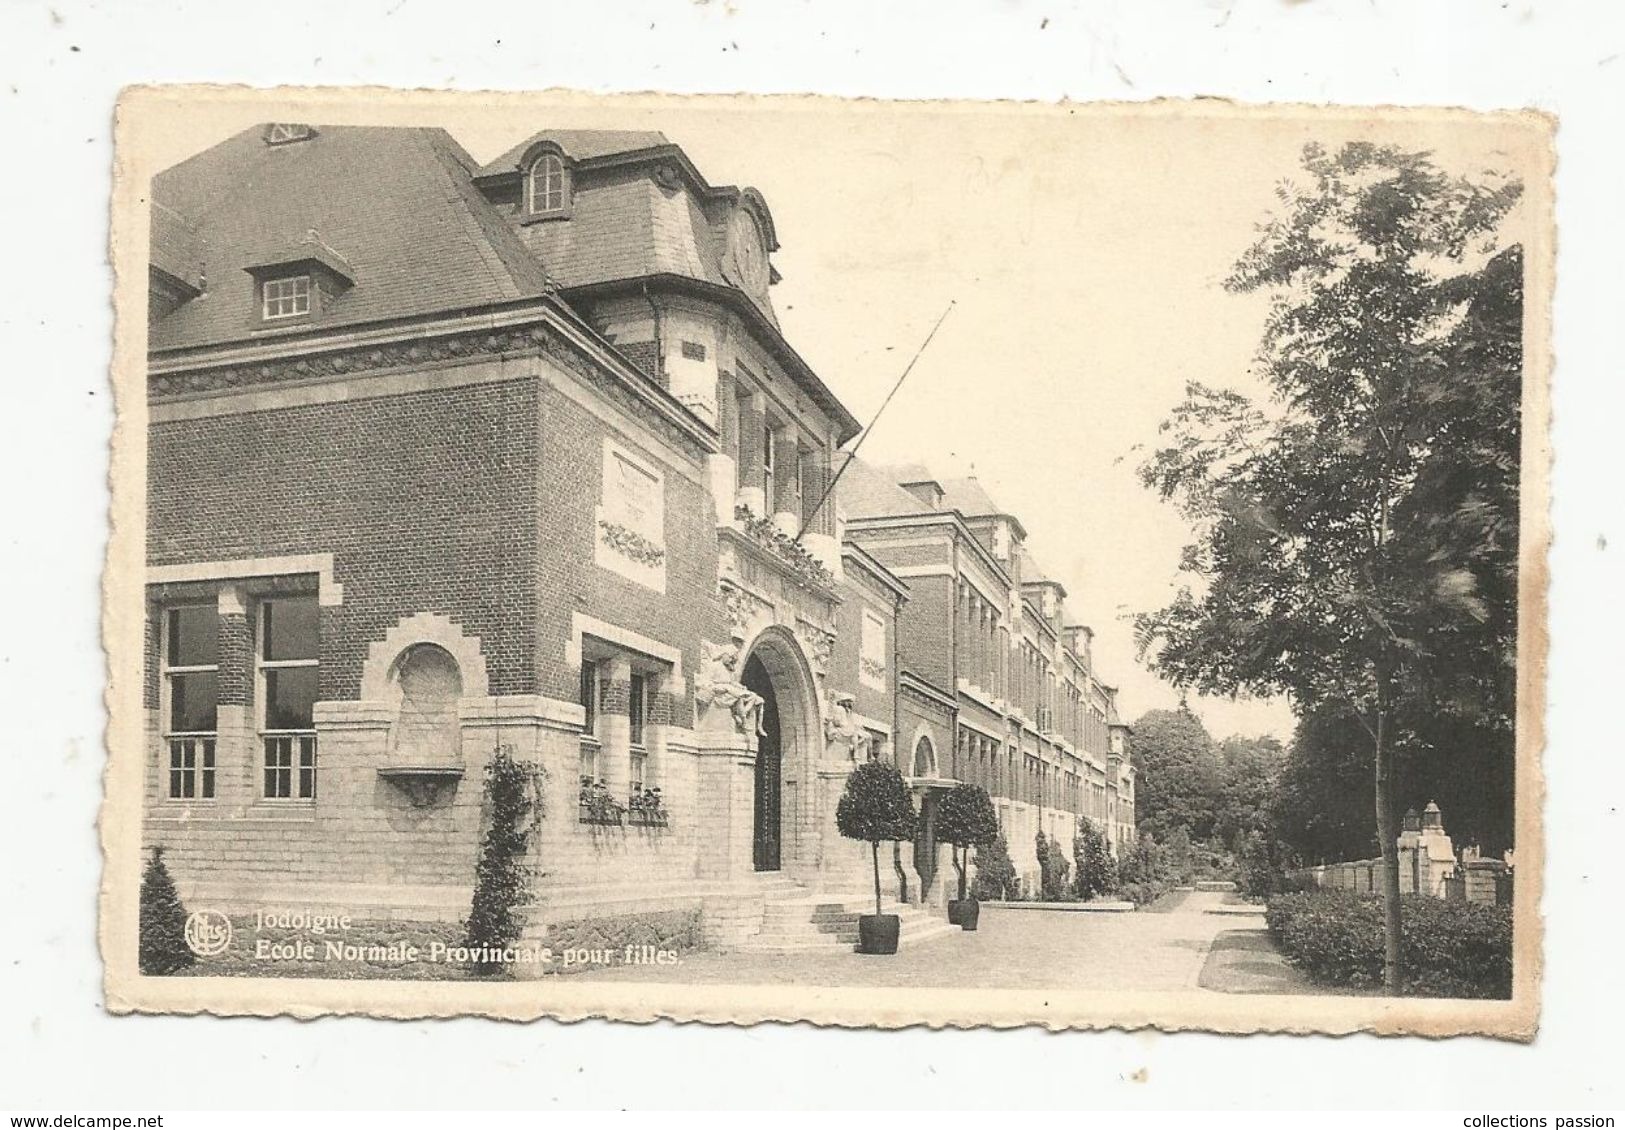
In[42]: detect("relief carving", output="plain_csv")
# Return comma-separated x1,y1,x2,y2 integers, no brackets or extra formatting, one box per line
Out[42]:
796,619,836,677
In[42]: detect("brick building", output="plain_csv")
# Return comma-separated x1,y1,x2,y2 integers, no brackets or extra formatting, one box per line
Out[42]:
839,460,1137,895
142,123,1129,951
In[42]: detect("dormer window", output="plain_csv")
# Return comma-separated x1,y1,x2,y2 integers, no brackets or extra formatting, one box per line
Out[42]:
264,123,316,146
526,152,570,218
262,275,311,320
245,234,353,328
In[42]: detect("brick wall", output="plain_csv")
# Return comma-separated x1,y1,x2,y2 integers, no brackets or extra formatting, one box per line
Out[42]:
834,567,897,728
534,383,722,725
148,377,543,700
895,573,955,691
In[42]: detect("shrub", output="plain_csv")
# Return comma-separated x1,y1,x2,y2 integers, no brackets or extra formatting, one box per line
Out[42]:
936,784,1000,901
1118,830,1165,886
1035,831,1072,901
1164,826,1194,884
1073,820,1118,900
463,746,545,975
1235,829,1280,899
1265,890,1512,998
139,846,194,975
836,759,918,916
1116,880,1170,907
1115,831,1174,907
971,833,1019,901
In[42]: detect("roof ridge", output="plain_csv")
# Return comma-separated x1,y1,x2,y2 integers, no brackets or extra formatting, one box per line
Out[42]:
417,129,551,300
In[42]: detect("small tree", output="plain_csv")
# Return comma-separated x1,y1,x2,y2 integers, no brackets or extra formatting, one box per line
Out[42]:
1164,826,1194,885
971,833,1019,901
1118,830,1165,887
836,760,918,917
139,846,194,975
463,745,544,974
936,784,1000,902
1034,831,1072,901
1073,820,1118,900
1235,829,1279,899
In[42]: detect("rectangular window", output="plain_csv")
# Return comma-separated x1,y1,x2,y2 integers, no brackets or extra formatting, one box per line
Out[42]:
258,595,319,800
762,422,776,504
167,737,215,801
580,660,599,737
163,604,218,800
579,660,600,785
628,673,647,749
262,275,311,320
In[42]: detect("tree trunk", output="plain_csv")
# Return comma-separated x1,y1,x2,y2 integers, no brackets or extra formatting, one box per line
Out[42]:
1373,702,1403,993
955,846,967,901
871,841,883,917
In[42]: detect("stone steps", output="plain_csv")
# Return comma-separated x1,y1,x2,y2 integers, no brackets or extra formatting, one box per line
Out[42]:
736,891,960,953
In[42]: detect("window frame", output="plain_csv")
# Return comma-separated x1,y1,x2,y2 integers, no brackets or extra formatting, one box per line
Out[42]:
579,659,601,787
526,152,570,218
261,274,312,321
160,602,219,802
256,595,320,802
762,421,776,505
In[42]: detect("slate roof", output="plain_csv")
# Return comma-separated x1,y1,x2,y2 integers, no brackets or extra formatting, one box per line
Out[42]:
834,454,932,521
149,202,204,291
476,129,671,173
937,476,1003,519
149,126,552,352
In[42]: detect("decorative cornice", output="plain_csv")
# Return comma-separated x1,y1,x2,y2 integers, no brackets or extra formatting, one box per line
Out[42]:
149,303,718,458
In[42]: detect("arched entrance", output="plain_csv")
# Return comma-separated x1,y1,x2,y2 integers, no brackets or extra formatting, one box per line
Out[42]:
738,627,818,876
742,654,780,871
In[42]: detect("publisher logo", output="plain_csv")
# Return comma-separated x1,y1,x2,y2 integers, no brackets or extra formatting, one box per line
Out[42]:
184,909,233,956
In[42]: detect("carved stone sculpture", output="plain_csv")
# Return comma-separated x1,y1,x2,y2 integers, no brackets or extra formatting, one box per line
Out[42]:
823,690,870,761
696,639,765,736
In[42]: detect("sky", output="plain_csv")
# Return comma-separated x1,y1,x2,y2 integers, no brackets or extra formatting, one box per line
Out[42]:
138,93,1541,743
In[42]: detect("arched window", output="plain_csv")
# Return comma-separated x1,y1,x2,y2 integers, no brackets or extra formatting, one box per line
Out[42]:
913,734,937,778
390,644,463,763
528,153,568,216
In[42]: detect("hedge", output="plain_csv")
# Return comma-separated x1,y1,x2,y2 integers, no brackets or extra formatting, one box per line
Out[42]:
1265,890,1512,998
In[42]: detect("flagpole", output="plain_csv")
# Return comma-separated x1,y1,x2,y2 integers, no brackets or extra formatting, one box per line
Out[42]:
794,300,955,545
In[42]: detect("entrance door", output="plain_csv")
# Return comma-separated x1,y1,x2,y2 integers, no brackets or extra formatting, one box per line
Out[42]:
744,655,781,872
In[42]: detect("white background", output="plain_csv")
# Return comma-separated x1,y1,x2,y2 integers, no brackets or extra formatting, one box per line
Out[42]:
0,0,1621,1112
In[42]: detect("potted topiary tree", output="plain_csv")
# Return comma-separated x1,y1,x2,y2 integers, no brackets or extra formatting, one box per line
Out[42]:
935,783,999,930
835,758,918,955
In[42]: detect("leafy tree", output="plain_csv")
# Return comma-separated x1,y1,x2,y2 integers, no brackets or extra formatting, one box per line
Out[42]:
1129,708,1223,840
971,832,1019,901
1073,819,1118,900
936,784,1000,901
1163,825,1195,884
1214,734,1286,845
836,759,918,916
1235,828,1280,899
1136,141,1522,991
1274,703,1515,864
1272,707,1379,864
139,846,194,976
1035,831,1071,901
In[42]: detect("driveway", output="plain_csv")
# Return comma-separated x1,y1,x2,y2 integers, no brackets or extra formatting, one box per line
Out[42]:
574,890,1307,993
